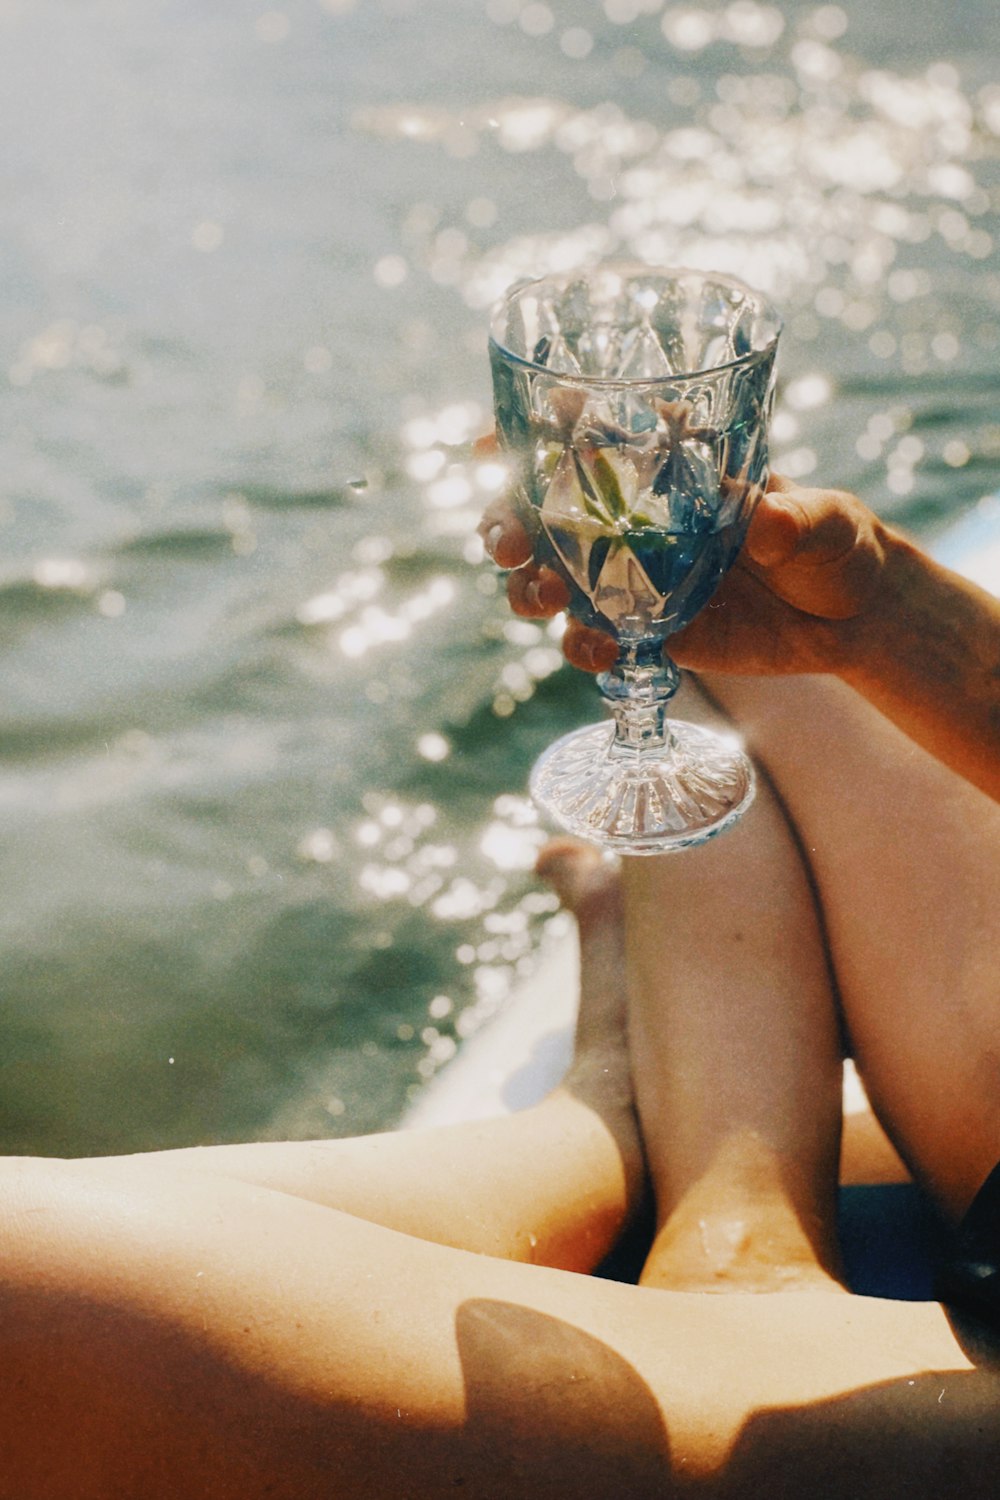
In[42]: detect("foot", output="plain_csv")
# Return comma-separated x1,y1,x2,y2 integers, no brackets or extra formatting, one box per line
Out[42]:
638,1133,848,1294
641,1226,848,1294
535,839,644,1190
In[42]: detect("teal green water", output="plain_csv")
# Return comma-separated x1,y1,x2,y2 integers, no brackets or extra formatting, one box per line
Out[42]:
1,0,999,1154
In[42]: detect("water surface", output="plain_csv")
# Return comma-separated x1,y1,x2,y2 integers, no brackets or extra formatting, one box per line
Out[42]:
1,0,998,1153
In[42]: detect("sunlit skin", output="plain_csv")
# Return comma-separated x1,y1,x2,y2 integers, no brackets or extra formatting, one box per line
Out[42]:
1,456,999,1491
0,468,996,1494
4,14,999,1495
480,469,903,672
1,668,999,1498
477,461,1000,800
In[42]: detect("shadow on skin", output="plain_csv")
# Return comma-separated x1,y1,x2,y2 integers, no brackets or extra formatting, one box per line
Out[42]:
5,1213,1000,1497
718,1359,1000,1500
455,1298,673,1497
7,1282,667,1500
456,1297,1000,1500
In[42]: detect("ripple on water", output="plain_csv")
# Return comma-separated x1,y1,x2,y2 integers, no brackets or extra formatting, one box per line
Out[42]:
1,0,998,1153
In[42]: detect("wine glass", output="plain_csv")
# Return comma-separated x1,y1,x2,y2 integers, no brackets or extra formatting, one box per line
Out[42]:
489,263,781,855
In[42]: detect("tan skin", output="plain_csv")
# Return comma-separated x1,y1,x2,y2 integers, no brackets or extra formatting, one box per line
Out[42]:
0,475,997,1495
481,465,1000,1223
479,469,1000,799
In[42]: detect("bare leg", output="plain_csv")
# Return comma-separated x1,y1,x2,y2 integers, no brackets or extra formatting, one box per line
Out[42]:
4,823,1000,1496
624,680,847,1292
6,1140,1000,1500
840,1102,910,1186
704,671,1000,1219
45,845,642,1276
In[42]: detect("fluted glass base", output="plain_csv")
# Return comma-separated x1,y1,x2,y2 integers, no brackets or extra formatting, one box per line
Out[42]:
529,718,755,855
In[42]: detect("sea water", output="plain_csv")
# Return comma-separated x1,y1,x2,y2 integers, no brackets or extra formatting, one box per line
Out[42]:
1,0,998,1155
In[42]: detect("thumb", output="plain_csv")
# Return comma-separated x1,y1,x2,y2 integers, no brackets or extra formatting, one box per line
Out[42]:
747,480,866,572
741,479,885,619
744,493,804,568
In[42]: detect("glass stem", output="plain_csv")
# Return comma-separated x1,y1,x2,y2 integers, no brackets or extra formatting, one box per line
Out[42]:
597,639,680,754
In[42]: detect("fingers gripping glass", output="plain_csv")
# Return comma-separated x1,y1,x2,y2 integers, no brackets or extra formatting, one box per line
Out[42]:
489,264,781,855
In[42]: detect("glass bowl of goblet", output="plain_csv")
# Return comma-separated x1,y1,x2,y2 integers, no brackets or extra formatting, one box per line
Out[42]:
489,263,781,855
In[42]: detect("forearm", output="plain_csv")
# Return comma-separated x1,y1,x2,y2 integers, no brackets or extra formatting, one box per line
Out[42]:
838,527,1000,800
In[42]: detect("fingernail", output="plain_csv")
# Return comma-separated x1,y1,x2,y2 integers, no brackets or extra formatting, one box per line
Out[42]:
526,581,542,609
486,523,504,557
580,639,605,670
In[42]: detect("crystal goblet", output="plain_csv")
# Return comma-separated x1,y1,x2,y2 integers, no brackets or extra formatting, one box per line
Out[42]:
489,264,781,855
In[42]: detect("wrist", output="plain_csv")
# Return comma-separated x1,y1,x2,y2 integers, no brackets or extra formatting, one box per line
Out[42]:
831,522,1000,797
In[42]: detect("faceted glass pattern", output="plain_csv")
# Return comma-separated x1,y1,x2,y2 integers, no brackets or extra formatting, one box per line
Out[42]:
489,264,780,854
490,265,779,645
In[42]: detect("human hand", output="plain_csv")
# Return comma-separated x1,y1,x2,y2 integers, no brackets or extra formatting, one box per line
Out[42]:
478,472,892,677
